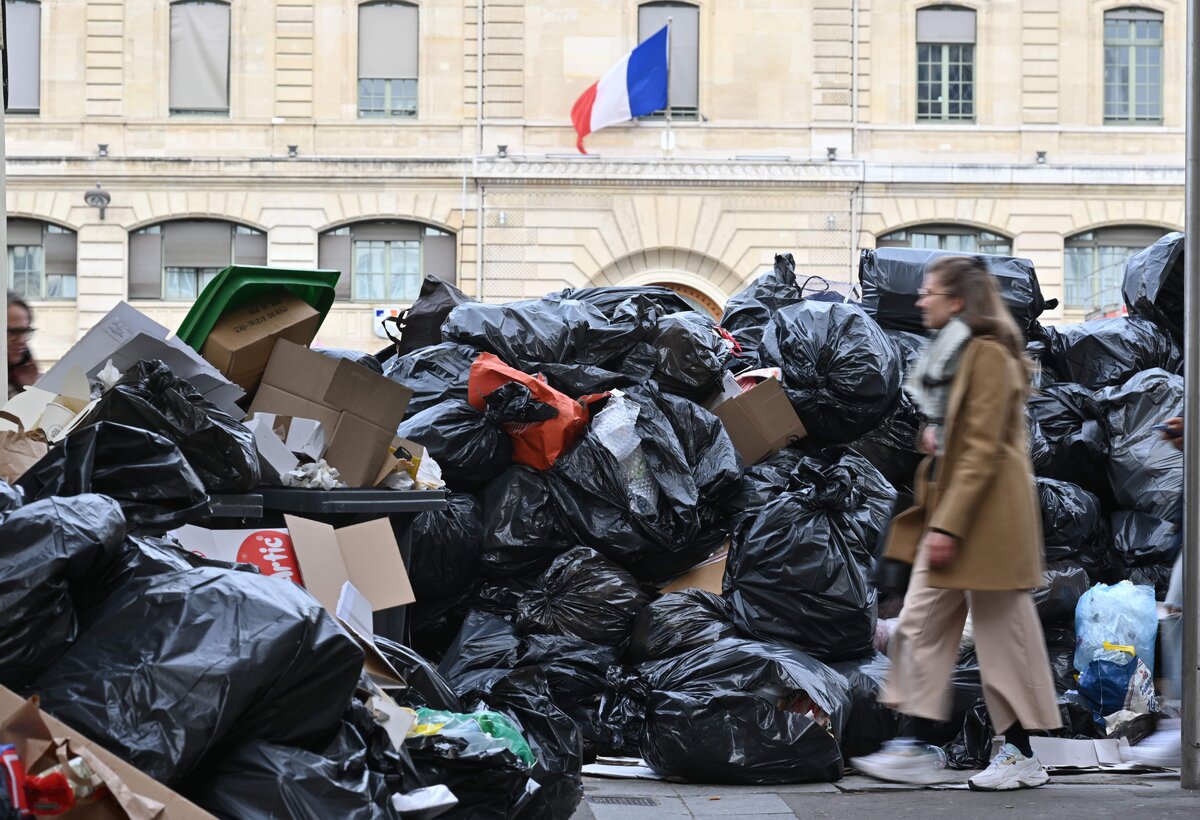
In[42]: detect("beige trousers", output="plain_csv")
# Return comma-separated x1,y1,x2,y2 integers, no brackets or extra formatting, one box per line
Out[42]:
881,548,1063,732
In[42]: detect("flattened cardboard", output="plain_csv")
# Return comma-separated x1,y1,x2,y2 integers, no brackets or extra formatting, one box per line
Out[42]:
200,290,321,391
0,686,215,819
710,377,806,466
170,525,303,584
244,415,300,476
1028,737,1143,771
249,341,414,486
659,546,728,595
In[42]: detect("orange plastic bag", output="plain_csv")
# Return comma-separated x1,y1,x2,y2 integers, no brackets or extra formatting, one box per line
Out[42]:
467,353,606,470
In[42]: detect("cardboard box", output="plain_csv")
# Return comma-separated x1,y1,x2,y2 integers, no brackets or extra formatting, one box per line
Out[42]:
708,377,806,466
244,414,328,477
659,545,728,595
248,340,413,487
0,685,214,819
200,290,322,391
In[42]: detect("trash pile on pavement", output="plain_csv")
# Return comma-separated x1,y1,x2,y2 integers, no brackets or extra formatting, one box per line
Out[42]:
0,235,1188,818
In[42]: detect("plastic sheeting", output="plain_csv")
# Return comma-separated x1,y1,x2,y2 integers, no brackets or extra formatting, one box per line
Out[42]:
757,301,902,444
18,422,211,534
397,399,513,493
727,449,895,662
31,557,364,785
858,246,1052,336
1099,369,1184,523
515,547,651,646
626,589,740,665
638,638,850,784
1039,318,1181,390
80,359,260,493
383,341,479,416
1122,232,1184,344
549,384,742,581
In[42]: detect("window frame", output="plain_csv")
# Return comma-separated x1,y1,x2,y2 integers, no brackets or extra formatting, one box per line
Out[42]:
128,219,266,301
5,218,77,301
317,220,456,302
1063,225,1168,310
915,5,977,124
877,223,1011,256
1103,7,1164,125
4,0,41,115
168,0,232,117
357,1,420,120
636,1,700,121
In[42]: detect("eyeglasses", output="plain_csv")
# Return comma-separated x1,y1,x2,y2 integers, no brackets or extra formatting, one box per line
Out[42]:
916,289,953,298
7,327,36,340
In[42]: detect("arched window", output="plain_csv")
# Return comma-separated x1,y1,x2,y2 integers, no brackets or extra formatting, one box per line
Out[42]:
358,2,419,118
877,223,1011,255
916,5,976,122
318,220,455,301
6,218,76,300
1104,7,1164,124
129,219,266,300
170,0,231,115
5,0,41,114
638,2,699,119
1063,225,1169,310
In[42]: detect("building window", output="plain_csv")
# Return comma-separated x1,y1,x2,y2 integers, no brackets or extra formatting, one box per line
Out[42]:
877,224,1011,255
1104,7,1163,124
358,2,418,118
637,2,699,120
1064,226,1168,311
916,5,976,122
6,219,76,300
129,220,266,300
169,0,231,115
4,0,40,114
318,221,456,301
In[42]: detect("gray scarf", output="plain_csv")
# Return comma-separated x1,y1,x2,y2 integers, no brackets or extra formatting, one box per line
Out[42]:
904,318,972,450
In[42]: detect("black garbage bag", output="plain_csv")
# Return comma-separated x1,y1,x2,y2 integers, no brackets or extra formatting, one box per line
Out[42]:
945,699,993,770
639,637,850,784
549,384,743,580
1038,478,1105,563
725,447,806,527
727,449,895,662
1040,317,1180,389
409,588,475,664
462,670,584,820
374,637,463,712
1033,562,1091,626
831,653,900,758
480,466,576,578
883,327,927,369
312,347,384,374
1028,382,1112,501
474,577,542,618
1045,626,1079,693
515,547,651,646
758,301,902,444
626,588,740,664
858,246,1053,337
649,311,732,400
561,285,691,317
1112,510,1181,567
31,558,364,785
399,493,483,603
1129,562,1176,601
397,399,512,492
383,341,479,416
720,253,806,356
848,392,925,489
388,274,476,356
0,495,127,690
1099,368,1183,521
1027,410,1054,475
0,480,22,518
1123,231,1184,343
18,422,211,534
79,360,260,493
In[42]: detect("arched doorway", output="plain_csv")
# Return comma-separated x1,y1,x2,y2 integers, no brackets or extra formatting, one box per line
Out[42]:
650,281,722,319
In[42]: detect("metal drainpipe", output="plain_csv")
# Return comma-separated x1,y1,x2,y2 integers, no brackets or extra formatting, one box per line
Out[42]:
476,0,484,155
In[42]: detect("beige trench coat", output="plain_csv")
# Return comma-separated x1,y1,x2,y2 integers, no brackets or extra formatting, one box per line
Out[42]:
882,336,1045,590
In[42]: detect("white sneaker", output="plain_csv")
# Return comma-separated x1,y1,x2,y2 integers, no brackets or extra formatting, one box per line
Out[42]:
850,739,955,785
1123,720,1182,768
968,743,1050,791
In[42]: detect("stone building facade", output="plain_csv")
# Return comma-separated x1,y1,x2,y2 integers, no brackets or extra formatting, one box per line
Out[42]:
3,0,1186,364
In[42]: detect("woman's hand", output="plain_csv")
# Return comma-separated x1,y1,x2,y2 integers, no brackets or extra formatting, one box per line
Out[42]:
919,425,938,455
923,530,959,568
1163,417,1184,451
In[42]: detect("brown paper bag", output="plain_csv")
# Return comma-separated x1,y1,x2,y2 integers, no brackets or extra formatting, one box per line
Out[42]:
0,410,49,482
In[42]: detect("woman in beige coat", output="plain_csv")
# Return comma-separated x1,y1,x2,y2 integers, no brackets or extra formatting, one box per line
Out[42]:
851,255,1062,790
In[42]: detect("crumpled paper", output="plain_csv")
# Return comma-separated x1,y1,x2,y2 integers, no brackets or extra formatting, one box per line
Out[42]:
282,460,346,490
95,359,123,394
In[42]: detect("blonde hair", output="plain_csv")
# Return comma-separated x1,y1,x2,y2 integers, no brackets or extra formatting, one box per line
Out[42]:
926,255,1026,361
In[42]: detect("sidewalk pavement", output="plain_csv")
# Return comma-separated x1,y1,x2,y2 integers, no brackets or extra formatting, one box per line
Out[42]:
570,771,1200,819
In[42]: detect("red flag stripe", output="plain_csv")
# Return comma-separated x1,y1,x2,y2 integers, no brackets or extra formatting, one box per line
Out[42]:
570,81,599,155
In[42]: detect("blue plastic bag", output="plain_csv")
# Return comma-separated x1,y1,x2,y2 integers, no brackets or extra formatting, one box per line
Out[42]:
1073,581,1157,673
1078,657,1136,724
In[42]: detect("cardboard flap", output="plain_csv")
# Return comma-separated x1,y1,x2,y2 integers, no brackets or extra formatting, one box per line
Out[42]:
324,360,412,429
336,518,416,610
336,582,406,685
284,514,351,614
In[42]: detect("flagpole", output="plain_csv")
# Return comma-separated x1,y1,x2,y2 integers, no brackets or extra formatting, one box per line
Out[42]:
665,17,673,153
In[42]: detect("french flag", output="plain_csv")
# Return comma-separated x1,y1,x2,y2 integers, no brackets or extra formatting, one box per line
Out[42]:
571,26,669,154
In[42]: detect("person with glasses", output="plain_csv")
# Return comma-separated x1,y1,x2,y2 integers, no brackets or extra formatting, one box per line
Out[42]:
851,256,1061,789
7,292,39,399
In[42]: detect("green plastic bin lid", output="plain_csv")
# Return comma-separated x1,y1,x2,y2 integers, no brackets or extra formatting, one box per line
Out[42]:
175,264,341,352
